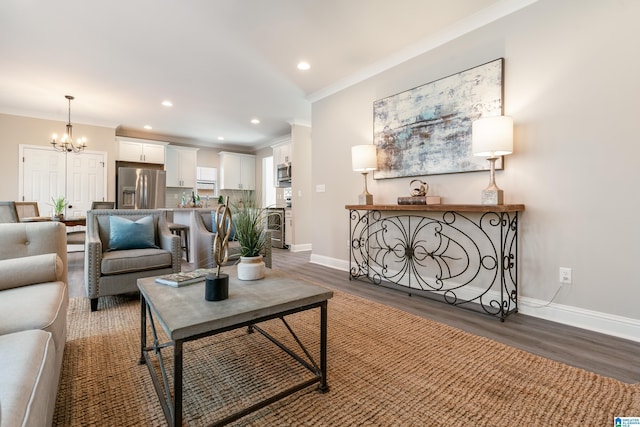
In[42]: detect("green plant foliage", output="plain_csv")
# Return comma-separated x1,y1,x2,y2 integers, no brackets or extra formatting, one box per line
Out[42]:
50,196,67,215
231,191,268,257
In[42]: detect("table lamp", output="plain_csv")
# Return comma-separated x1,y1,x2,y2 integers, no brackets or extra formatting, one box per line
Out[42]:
351,144,378,205
471,116,513,205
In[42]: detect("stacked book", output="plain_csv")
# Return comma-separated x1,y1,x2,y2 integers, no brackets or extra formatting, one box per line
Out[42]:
397,196,442,205
155,269,215,287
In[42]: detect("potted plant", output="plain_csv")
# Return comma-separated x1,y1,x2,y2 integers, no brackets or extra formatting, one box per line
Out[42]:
50,196,67,219
231,191,269,280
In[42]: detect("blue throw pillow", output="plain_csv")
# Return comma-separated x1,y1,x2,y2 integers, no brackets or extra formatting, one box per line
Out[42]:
211,212,237,241
108,215,158,250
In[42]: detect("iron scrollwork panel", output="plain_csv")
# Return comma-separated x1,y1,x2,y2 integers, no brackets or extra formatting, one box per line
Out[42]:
349,209,518,319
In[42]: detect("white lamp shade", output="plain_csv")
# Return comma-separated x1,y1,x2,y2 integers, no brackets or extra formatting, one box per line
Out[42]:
472,116,513,157
351,144,378,171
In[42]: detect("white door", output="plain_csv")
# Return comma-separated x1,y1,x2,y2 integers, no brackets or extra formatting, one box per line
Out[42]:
20,145,107,217
66,152,106,217
20,146,66,216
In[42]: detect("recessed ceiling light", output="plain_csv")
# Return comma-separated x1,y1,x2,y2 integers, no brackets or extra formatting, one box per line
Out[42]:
217,136,225,141
161,100,173,107
251,118,260,124
297,61,310,71
144,125,152,130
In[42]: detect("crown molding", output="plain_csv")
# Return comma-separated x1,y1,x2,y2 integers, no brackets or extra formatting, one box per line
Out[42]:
307,0,539,103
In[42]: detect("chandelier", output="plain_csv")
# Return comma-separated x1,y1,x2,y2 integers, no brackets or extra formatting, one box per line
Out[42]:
50,95,87,153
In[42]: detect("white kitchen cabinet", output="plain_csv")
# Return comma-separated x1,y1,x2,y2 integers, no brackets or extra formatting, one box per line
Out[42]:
272,142,291,165
117,138,166,164
196,166,217,182
165,146,198,187
219,152,255,190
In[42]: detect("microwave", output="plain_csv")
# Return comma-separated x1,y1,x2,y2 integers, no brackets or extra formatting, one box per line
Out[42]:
276,162,292,187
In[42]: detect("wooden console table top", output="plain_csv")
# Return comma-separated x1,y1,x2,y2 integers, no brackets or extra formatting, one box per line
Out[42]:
345,204,525,213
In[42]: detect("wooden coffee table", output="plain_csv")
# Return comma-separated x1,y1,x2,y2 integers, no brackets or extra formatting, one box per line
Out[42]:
137,267,333,426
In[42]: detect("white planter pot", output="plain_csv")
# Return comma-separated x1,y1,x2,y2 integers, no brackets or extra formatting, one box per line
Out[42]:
237,255,265,280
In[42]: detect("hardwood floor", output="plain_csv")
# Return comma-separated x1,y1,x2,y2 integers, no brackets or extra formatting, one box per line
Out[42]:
67,248,640,384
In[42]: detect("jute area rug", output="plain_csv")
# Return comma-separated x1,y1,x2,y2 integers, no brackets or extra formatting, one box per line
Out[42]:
54,289,639,426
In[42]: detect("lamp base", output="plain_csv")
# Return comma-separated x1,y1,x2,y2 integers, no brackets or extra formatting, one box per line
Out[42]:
481,188,504,205
480,157,504,205
358,193,373,205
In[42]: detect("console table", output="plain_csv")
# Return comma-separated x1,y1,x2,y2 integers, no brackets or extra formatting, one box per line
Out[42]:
346,204,525,321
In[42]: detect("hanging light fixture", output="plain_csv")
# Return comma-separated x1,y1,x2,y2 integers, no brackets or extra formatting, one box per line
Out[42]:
50,95,87,153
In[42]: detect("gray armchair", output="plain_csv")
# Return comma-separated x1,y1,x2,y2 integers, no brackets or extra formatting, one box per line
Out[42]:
85,209,181,311
193,209,271,269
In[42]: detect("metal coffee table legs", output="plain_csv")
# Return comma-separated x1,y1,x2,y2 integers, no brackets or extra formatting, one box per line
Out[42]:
139,296,329,426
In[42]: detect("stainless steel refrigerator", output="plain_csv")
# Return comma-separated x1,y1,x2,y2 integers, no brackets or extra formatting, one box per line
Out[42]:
117,167,166,209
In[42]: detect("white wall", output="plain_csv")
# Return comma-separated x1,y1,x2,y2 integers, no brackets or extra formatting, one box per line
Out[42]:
291,124,312,250
310,0,640,335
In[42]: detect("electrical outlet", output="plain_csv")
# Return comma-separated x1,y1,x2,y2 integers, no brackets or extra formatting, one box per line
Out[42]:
559,267,572,285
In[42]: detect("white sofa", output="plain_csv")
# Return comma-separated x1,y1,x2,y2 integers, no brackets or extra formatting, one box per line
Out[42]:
0,222,68,427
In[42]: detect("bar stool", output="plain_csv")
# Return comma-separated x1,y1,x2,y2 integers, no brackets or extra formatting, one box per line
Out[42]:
168,223,190,262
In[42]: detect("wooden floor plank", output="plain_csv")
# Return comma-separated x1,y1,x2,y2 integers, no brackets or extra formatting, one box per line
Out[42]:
268,249,639,384
67,248,640,383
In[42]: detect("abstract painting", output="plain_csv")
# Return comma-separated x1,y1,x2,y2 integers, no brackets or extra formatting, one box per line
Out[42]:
373,58,504,179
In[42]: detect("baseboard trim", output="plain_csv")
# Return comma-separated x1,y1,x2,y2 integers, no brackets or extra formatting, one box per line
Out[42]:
309,253,350,271
518,296,640,343
309,255,640,343
290,243,312,253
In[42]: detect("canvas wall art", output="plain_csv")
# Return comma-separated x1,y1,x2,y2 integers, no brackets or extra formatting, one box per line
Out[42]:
373,58,504,179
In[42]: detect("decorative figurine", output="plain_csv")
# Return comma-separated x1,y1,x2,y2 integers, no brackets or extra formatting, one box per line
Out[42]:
397,179,436,205
410,179,429,197
205,196,232,301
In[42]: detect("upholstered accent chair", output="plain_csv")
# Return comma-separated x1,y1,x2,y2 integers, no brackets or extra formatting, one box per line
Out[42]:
91,201,115,209
192,209,271,269
85,209,181,311
67,201,115,246
14,201,40,220
0,201,19,223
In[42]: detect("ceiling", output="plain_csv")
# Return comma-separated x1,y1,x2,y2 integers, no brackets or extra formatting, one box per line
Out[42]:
0,0,534,150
